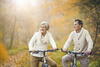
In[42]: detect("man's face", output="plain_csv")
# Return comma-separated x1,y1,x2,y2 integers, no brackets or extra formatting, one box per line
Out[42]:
74,21,82,31
40,24,47,34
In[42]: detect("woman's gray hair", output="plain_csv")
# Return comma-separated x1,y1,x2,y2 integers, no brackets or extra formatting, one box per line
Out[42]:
40,21,49,30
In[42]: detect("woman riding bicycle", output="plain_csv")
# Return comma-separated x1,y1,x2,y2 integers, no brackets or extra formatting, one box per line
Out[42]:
28,21,57,67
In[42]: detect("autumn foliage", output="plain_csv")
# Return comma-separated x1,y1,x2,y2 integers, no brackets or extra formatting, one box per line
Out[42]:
0,43,9,64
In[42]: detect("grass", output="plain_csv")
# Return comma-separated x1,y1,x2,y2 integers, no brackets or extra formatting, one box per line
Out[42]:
89,59,100,67
48,39,100,67
8,45,28,55
47,39,75,67
7,38,100,67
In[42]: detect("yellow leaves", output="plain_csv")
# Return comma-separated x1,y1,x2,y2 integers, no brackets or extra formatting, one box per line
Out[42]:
67,0,81,4
49,0,80,30
0,32,3,40
16,52,30,67
0,43,9,64
46,0,80,21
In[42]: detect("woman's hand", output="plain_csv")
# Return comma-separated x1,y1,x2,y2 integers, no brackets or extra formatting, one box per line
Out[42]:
29,50,36,53
53,47,57,50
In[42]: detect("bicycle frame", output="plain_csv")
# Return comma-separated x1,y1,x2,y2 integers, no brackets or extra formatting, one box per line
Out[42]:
68,51,85,67
71,53,77,67
42,51,47,64
30,49,56,67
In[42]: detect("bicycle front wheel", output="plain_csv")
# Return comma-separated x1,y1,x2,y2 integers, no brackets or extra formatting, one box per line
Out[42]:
72,64,77,67
42,63,48,67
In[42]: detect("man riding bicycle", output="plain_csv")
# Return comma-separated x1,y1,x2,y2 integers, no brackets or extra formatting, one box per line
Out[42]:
62,19,93,67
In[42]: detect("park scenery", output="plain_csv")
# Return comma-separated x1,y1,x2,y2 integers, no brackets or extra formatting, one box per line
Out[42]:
0,0,100,67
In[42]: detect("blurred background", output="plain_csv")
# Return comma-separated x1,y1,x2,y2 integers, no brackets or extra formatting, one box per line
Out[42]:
0,0,100,67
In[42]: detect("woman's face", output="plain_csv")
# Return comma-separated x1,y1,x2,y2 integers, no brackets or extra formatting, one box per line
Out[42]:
40,24,47,34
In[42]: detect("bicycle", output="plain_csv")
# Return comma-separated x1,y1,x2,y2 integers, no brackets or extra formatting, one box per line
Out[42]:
29,49,57,67
60,49,86,67
68,51,85,67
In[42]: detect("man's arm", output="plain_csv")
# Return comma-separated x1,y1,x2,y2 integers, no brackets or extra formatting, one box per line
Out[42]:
62,32,73,51
85,30,93,52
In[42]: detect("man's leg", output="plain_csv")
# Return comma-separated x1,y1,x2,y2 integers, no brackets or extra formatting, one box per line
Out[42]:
31,56,40,67
46,57,57,67
62,54,73,67
79,57,89,67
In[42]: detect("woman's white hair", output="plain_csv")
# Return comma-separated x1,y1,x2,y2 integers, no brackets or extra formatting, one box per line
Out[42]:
40,21,49,30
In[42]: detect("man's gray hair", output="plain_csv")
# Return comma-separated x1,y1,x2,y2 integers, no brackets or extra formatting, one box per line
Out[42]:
40,21,49,30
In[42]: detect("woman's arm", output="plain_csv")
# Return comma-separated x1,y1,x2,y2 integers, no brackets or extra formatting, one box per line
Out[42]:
48,33,57,49
28,33,37,51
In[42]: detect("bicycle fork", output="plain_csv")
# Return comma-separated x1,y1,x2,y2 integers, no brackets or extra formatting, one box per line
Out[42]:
71,54,77,67
43,52,47,64
43,57,47,64
42,52,48,67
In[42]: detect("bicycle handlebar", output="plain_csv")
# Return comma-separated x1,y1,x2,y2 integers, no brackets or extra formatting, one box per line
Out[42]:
36,49,56,52
56,48,85,55
29,49,57,54
68,51,85,55
29,48,86,56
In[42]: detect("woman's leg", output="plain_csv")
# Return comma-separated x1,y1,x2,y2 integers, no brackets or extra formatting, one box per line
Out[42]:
46,57,57,67
31,56,40,67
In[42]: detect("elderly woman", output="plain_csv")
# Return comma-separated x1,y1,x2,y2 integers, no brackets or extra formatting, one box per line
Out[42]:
28,21,57,67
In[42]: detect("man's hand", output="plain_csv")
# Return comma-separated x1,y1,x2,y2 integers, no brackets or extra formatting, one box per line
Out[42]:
84,50,91,55
61,48,68,53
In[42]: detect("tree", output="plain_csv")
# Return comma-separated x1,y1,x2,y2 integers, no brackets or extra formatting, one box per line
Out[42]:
75,0,100,60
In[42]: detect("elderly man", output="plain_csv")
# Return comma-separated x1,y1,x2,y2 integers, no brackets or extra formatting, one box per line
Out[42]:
62,19,93,67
